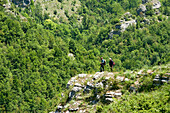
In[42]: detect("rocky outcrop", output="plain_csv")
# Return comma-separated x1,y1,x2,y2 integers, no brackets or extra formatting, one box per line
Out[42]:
153,74,169,85
116,19,136,32
137,4,147,14
53,65,170,113
138,0,161,15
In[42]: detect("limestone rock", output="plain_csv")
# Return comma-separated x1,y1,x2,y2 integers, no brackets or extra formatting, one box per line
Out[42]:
78,74,87,78
116,20,136,32
105,77,110,80
69,102,80,112
69,107,79,112
105,91,115,98
93,72,104,80
114,92,122,98
69,87,82,99
137,70,143,75
95,82,103,88
74,83,83,88
137,4,147,14
105,98,114,102
152,1,161,9
68,53,75,60
116,76,124,81
147,70,153,74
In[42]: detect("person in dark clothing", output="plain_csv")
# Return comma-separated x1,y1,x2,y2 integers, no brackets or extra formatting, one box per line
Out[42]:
100,57,105,72
109,58,114,72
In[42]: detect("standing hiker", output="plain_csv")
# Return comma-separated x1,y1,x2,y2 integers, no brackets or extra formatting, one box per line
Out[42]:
109,58,115,72
100,57,105,72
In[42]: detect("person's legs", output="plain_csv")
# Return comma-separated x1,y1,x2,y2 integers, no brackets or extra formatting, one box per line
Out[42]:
100,66,102,72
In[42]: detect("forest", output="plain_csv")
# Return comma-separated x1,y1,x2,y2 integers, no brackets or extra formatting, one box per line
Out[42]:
0,0,169,112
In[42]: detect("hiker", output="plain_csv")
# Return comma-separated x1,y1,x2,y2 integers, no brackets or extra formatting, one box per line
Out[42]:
109,58,114,72
100,57,105,72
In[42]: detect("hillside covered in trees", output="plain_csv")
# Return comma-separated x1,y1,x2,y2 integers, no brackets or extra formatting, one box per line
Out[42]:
0,0,169,112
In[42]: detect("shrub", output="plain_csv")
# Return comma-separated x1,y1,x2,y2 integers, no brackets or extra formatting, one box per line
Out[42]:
54,10,57,15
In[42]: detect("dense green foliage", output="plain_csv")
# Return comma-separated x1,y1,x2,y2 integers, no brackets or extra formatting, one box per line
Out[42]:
0,0,169,112
101,84,170,112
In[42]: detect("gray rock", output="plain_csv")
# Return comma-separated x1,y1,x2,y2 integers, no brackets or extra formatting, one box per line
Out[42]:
108,29,114,39
137,4,147,14
161,80,168,83
105,77,110,80
119,20,136,32
137,70,143,75
124,78,129,81
114,92,122,98
74,83,82,88
93,72,104,80
87,82,94,88
69,87,82,99
78,74,87,78
57,105,63,110
68,53,75,60
72,87,82,92
116,76,124,81
69,107,79,112
155,74,160,79
105,98,114,102
95,82,103,88
96,95,100,99
124,12,132,17
105,91,115,98
153,1,161,9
